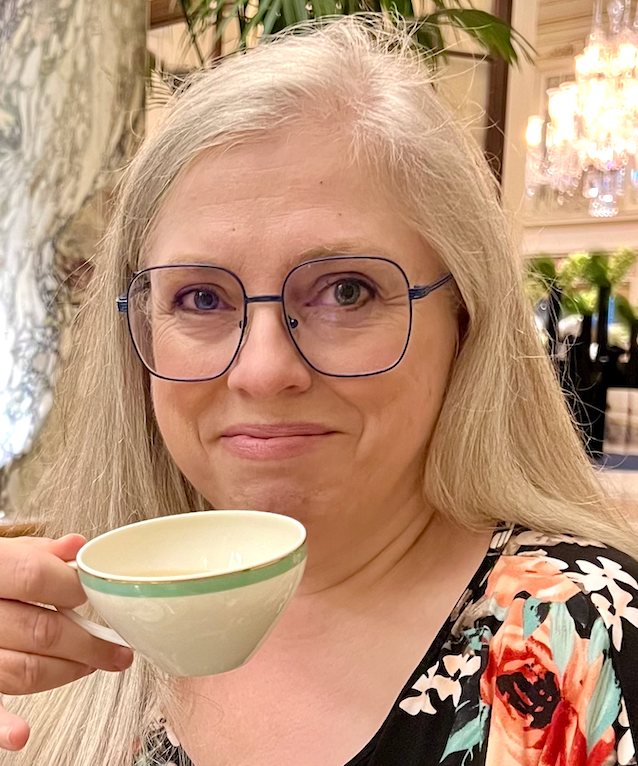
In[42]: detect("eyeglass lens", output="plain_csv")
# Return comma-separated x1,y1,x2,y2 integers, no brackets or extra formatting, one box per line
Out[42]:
127,258,413,380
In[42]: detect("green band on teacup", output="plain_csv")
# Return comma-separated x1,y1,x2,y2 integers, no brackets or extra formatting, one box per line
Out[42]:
78,544,307,597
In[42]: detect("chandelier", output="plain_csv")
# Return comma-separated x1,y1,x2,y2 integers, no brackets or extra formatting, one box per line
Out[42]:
525,0,638,218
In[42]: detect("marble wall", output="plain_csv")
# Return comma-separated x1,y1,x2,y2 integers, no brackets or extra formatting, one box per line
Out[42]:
0,0,147,514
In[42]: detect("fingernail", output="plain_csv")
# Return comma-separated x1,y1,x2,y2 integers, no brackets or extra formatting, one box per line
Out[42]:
114,648,134,670
0,726,14,748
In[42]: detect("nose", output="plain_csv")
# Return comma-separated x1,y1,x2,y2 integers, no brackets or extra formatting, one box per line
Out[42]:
225,303,313,398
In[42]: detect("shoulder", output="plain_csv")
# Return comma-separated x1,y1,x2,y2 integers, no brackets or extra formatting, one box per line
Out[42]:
479,527,638,765
398,528,638,764
493,527,638,649
502,526,638,583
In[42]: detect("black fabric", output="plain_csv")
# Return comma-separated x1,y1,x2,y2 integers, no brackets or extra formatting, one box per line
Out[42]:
143,526,638,766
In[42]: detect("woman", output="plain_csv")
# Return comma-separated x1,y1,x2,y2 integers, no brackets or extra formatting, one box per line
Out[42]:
1,16,638,766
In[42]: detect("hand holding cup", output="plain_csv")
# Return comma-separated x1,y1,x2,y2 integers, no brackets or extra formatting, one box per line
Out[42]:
0,535,134,752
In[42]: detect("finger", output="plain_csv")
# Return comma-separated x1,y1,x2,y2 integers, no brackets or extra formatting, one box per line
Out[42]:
0,539,87,608
0,700,30,751
0,601,134,672
0,648,96,696
43,534,87,562
12,534,87,561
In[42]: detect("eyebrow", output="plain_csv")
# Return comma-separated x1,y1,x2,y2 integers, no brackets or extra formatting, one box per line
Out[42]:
157,242,397,269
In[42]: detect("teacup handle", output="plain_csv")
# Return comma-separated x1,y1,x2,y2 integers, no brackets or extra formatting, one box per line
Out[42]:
58,562,131,649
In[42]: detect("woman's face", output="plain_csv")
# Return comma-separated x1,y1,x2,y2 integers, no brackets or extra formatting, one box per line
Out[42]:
146,129,458,537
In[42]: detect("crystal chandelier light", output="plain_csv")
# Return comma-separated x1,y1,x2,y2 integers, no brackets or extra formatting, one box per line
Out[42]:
525,0,638,218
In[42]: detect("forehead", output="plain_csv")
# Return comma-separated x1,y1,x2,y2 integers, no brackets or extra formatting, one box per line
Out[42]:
145,129,439,284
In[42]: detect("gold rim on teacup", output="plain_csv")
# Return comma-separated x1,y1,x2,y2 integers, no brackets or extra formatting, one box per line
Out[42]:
75,510,307,598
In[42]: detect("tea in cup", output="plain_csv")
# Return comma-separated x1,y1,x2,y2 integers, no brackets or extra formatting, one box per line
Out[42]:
58,510,307,676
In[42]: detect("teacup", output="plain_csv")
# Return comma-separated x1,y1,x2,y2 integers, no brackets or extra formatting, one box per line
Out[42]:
58,510,307,676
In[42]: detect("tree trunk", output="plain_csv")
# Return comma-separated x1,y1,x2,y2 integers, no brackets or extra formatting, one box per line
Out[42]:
568,313,597,456
628,320,638,388
575,313,593,383
546,284,562,362
588,285,612,457
596,285,611,361
0,0,146,477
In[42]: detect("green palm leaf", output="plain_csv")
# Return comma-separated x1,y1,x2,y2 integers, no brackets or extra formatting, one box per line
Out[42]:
309,0,339,19
183,0,534,67
607,248,637,287
528,256,558,292
262,0,284,35
425,8,534,65
281,0,309,25
614,294,637,327
561,289,597,318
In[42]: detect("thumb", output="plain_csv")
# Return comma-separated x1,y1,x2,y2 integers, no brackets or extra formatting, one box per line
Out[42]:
0,699,30,751
13,534,87,562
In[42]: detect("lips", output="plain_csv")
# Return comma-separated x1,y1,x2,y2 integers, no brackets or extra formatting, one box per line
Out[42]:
219,423,336,459
221,423,333,438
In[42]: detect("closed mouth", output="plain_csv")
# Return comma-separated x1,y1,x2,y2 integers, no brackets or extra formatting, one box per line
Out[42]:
221,423,334,439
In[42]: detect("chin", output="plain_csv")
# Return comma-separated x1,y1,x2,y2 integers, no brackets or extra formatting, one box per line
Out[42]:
203,477,328,520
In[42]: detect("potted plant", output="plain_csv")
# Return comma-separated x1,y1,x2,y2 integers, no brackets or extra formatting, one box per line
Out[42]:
527,249,637,456
158,0,533,68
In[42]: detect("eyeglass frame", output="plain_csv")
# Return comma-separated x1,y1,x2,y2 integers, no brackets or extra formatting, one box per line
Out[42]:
116,255,454,382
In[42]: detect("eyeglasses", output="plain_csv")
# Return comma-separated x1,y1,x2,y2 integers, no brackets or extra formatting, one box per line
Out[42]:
116,256,453,381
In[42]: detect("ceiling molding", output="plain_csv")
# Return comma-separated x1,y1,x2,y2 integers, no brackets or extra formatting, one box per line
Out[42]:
536,0,592,62
522,218,638,256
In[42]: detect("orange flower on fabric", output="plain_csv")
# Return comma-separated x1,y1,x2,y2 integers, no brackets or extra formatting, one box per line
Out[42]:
480,557,617,766
485,555,581,610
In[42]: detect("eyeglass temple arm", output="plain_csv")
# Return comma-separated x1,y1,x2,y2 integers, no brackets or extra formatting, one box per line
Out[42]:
117,295,128,313
409,273,453,302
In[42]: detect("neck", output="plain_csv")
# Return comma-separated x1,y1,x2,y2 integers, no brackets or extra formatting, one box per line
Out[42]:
273,503,494,647
295,489,438,600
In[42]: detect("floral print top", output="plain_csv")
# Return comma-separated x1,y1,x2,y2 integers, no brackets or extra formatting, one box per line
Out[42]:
140,525,638,766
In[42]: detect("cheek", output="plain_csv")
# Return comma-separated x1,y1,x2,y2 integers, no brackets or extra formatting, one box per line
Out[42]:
356,316,456,452
151,380,208,473
335,360,450,466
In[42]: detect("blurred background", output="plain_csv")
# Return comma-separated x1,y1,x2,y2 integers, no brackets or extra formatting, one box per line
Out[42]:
2,0,638,529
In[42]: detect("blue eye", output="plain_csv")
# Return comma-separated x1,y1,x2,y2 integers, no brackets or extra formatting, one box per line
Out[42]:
192,290,219,310
174,287,223,312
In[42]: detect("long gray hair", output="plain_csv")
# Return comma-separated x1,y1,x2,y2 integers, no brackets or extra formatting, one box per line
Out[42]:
5,15,634,766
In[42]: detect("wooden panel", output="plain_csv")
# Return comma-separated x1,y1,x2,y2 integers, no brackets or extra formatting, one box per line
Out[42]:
0,522,46,537
150,0,183,28
484,0,512,184
538,0,592,25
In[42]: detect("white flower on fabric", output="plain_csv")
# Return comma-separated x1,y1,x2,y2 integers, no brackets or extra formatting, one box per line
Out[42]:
433,655,482,707
399,662,440,716
618,699,636,766
430,674,464,707
571,557,638,599
590,590,638,651
512,531,605,549
618,729,635,766
442,653,482,682
490,528,515,550
399,654,481,716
